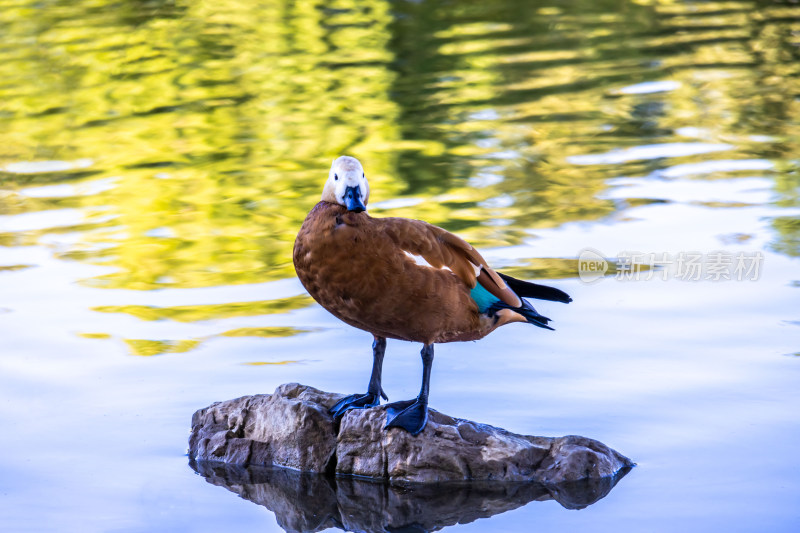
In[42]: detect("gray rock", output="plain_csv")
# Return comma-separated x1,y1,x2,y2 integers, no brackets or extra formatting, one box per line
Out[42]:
189,383,342,473
188,383,633,484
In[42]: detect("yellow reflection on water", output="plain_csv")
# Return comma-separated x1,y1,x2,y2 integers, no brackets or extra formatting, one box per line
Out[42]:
220,327,316,338
92,295,313,322
78,333,113,340
124,338,202,357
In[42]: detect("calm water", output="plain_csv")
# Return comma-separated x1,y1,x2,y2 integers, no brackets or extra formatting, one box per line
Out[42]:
1,0,799,531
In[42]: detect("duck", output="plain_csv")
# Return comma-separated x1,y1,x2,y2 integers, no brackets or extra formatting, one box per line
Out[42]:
293,156,571,435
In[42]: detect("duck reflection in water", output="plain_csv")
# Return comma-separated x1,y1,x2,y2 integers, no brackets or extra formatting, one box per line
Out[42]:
190,460,630,533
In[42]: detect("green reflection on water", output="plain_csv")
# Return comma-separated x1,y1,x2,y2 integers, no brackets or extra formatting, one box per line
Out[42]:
92,295,313,322
220,327,316,338
80,327,313,357
1,0,798,352
0,264,33,272
124,338,202,357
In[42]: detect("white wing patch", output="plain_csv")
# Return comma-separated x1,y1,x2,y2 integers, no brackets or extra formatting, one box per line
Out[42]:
472,262,482,277
403,250,430,267
403,250,453,272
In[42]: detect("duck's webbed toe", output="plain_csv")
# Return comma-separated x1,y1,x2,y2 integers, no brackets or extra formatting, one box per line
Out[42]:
384,398,429,435
329,392,383,419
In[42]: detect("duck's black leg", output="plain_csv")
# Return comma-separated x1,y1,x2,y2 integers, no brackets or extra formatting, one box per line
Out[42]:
384,343,433,435
329,336,389,419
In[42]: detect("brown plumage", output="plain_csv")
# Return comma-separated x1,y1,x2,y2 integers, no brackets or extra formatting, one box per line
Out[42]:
292,156,571,435
295,202,516,344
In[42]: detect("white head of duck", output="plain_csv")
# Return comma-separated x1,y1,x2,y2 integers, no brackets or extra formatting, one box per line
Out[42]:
322,156,370,213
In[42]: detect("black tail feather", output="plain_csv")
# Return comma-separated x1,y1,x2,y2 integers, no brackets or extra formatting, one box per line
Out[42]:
498,272,572,304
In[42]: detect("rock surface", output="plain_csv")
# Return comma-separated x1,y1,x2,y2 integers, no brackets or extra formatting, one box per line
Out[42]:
189,383,633,484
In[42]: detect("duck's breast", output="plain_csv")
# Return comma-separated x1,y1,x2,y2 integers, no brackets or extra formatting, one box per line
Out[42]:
293,202,482,344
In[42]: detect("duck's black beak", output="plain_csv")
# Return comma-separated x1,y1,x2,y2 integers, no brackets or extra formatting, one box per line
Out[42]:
344,185,366,212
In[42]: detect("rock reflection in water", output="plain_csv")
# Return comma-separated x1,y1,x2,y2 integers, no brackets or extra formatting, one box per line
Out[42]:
190,460,631,533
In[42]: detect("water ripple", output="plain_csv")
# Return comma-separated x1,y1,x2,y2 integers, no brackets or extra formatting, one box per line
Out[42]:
610,80,682,95
654,159,775,179
568,143,735,165
2,159,93,174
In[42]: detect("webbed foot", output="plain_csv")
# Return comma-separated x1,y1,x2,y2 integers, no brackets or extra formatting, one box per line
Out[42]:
329,390,386,419
384,398,428,435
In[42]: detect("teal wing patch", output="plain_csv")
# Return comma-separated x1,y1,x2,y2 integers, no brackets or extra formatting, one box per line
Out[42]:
470,282,500,313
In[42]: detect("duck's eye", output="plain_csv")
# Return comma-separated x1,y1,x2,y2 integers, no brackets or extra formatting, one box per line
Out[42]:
362,173,365,178
334,173,338,181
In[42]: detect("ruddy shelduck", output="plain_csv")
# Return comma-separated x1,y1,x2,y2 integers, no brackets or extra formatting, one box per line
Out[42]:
293,156,571,435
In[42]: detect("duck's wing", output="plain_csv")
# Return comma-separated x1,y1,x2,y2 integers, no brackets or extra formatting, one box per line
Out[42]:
377,217,522,308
